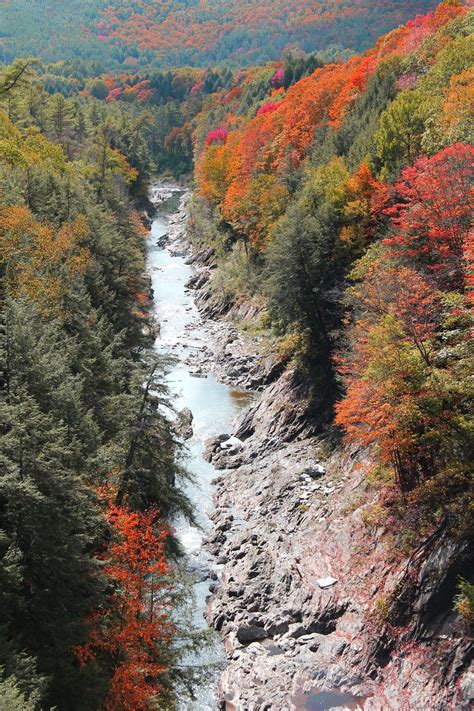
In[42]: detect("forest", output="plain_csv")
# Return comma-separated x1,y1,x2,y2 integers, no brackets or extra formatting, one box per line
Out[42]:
0,58,200,710
1,0,439,68
0,0,472,709
193,0,473,531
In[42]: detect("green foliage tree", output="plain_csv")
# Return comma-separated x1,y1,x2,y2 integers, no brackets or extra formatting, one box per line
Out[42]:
375,90,426,177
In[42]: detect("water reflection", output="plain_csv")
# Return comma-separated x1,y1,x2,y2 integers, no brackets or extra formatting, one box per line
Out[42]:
293,687,369,710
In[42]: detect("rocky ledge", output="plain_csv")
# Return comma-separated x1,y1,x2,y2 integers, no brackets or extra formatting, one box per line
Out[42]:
157,188,473,711
203,404,472,711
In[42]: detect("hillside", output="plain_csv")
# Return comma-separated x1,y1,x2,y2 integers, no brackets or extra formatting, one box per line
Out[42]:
0,0,438,68
186,2,473,706
193,0,473,519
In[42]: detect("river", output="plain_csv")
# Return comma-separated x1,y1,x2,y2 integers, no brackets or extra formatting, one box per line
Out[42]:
148,188,250,709
147,189,370,711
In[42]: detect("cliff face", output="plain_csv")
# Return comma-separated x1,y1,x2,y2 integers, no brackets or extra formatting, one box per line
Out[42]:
204,376,472,710
170,205,472,710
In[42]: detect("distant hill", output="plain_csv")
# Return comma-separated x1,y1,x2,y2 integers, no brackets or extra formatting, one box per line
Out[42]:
0,0,439,69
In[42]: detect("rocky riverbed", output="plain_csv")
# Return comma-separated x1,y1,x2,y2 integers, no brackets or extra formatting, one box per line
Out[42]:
159,188,473,711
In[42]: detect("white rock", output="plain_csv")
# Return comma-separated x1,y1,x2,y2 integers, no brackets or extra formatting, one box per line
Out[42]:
317,577,338,589
221,435,243,450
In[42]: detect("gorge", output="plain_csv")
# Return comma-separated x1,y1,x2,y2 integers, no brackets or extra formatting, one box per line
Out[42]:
0,2,472,709
148,185,472,710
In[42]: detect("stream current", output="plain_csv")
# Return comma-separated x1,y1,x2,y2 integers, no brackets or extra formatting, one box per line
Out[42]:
148,190,248,709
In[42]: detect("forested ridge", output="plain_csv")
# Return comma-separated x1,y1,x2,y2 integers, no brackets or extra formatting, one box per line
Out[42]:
193,2,474,596
0,0,439,68
192,0,473,586
0,60,199,709
0,0,472,709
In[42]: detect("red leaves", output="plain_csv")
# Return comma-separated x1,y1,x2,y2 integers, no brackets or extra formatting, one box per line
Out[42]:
257,100,283,116
336,146,473,493
76,501,174,711
271,67,285,89
385,144,474,290
205,128,228,146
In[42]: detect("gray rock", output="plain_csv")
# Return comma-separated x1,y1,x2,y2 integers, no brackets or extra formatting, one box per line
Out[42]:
221,435,243,450
236,625,268,644
174,407,193,440
303,463,326,478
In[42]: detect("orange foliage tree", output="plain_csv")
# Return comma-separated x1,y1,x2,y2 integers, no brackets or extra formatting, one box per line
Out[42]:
336,251,447,491
195,2,467,252
76,497,175,711
0,205,90,315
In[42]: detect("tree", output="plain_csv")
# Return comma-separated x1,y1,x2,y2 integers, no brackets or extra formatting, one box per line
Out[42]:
0,61,34,97
76,499,175,711
375,90,426,177
0,674,40,711
0,206,90,317
385,143,474,290
0,300,106,709
264,159,350,390
336,243,473,495
112,355,189,516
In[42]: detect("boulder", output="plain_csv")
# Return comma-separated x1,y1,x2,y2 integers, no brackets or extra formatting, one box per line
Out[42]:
174,407,193,440
303,463,326,479
236,625,268,644
221,435,243,450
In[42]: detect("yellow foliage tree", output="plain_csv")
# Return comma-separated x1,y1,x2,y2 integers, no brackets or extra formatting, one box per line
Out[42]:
0,205,90,316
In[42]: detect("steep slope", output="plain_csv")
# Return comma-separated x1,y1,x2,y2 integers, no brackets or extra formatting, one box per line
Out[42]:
185,3,473,707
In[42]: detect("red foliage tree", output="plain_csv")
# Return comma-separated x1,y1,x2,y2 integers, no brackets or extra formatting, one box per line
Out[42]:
76,500,174,711
205,127,228,146
257,100,283,116
271,67,285,89
385,144,474,290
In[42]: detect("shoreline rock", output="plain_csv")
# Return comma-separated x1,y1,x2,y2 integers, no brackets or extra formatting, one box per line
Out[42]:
154,184,473,711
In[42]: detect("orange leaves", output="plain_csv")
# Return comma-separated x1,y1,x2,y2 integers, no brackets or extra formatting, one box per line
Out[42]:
223,85,243,104
0,206,90,315
128,209,149,239
197,142,231,205
335,306,432,485
76,500,174,711
224,173,289,248
110,148,139,183
441,67,474,138
197,63,354,245
328,55,378,127
89,1,445,68
275,63,348,170
105,503,170,583
194,0,468,249
338,162,389,254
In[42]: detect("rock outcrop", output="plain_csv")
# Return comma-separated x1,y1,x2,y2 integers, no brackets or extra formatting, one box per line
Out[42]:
157,187,473,711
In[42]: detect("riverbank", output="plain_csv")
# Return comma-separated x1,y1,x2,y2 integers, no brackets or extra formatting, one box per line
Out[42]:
155,186,472,711
148,184,255,709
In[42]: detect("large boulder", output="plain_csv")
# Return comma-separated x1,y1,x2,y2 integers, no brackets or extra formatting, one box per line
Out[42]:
236,625,268,644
